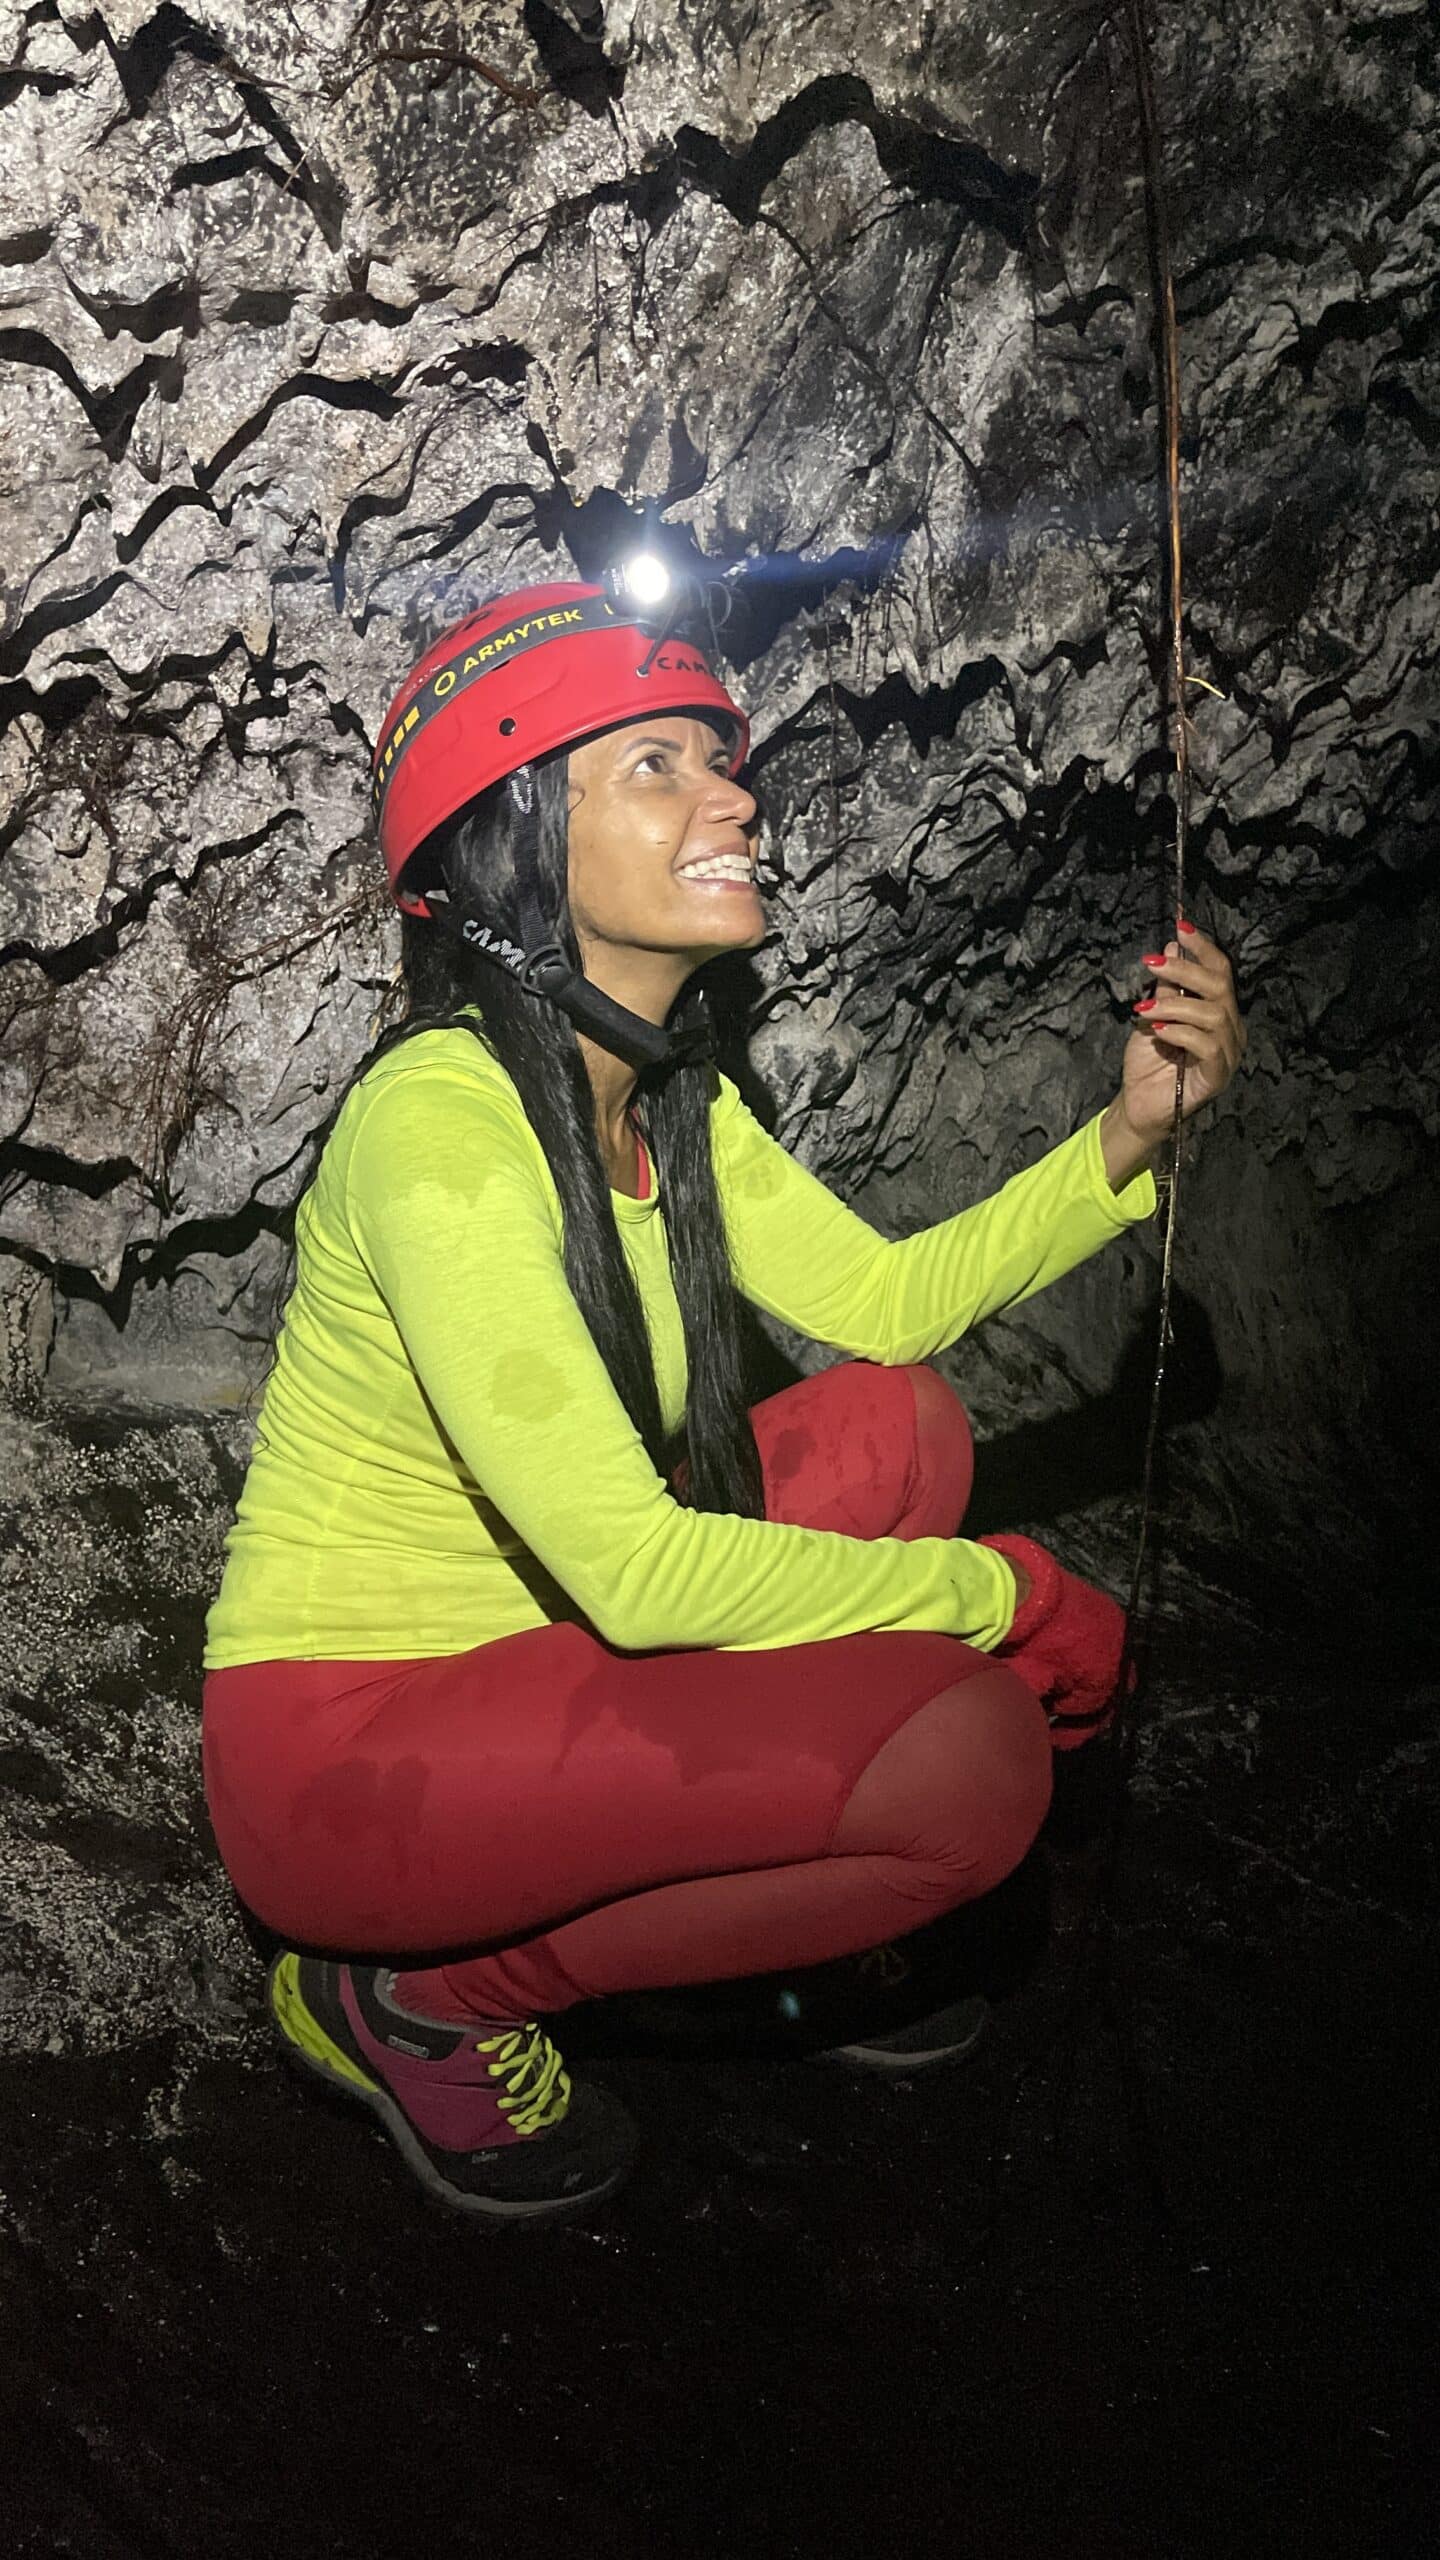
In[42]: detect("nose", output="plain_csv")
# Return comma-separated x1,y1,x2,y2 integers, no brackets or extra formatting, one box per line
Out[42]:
700,766,758,829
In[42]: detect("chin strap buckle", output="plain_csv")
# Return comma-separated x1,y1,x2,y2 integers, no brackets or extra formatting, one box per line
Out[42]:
663,991,717,1066
519,941,572,994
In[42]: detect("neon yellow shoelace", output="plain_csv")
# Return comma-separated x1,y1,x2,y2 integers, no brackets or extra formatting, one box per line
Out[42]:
473,2023,572,2135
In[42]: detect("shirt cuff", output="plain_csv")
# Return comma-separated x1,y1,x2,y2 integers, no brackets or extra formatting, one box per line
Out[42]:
1082,1109,1159,1227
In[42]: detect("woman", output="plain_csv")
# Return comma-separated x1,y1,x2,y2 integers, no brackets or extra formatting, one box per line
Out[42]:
201,575,1245,2226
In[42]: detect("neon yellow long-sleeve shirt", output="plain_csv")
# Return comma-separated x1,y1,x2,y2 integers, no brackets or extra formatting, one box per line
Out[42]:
201,1015,1156,1671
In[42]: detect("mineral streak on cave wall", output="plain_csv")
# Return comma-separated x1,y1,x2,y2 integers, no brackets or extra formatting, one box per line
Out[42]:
0,2,1435,1544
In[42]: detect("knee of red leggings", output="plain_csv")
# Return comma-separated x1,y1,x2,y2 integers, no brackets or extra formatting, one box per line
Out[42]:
904,1669,1053,1911
902,1363,975,1525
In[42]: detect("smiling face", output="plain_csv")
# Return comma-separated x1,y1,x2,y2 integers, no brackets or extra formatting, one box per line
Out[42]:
564,714,764,982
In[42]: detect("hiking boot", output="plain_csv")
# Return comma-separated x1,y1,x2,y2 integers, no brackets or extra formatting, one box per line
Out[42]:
268,1952,638,2225
814,1991,990,2075
790,1938,991,2074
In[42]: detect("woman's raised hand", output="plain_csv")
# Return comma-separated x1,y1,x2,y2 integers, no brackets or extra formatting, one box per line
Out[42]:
1120,914,1247,1148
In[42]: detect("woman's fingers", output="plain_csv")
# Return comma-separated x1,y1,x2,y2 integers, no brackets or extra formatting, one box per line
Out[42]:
1171,921,1235,984
1138,933,1245,1057
1133,991,1233,1053
1134,988,1224,1021
1142,924,1235,993
1143,949,1221,995
1124,920,1245,1129
1139,1012,1241,1072
1141,1003,1209,1039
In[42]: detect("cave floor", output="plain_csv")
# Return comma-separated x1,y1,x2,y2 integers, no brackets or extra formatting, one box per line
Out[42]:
2,1546,1436,2559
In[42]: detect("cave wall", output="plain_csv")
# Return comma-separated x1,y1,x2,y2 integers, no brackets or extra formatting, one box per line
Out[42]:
1,0,1436,1565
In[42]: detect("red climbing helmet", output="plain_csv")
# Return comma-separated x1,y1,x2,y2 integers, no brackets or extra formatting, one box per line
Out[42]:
372,577,752,916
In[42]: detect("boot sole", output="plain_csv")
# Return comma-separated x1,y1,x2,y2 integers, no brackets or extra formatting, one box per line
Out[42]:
813,1998,990,2075
267,1954,635,2227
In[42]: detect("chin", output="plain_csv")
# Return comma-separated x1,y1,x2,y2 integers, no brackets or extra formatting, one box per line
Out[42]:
699,922,767,962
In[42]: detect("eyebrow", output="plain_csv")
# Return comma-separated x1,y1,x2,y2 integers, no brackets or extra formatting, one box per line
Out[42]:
624,735,733,759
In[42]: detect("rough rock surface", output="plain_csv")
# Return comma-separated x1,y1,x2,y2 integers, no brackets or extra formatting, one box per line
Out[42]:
0,0,1435,1517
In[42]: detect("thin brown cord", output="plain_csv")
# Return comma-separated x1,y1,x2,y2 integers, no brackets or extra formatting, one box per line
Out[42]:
979,11,1193,1999
1107,0,1192,1756
1019,0,1203,2223
824,618,844,982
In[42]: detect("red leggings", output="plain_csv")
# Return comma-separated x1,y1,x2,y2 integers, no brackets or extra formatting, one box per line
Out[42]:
202,1362,1054,2025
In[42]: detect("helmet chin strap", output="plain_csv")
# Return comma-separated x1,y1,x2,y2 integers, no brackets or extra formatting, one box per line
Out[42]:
419,847,716,1073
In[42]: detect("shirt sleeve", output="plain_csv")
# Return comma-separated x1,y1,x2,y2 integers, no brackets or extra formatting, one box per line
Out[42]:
343,1061,1023,1655
710,1073,1157,1359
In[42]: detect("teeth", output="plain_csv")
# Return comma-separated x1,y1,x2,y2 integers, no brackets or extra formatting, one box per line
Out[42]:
680,859,752,881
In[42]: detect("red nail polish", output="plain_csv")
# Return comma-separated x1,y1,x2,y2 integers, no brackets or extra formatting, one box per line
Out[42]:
1143,952,1166,967
1134,998,1156,1012
1177,917,1196,935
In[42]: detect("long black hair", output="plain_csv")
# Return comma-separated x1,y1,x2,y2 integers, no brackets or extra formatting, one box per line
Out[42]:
257,746,766,1521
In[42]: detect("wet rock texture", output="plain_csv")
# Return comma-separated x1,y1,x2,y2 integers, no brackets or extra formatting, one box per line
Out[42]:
0,0,1435,1486
1,2,1438,2548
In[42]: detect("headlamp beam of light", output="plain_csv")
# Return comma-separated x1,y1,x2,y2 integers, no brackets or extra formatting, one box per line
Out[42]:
603,543,737,663
618,550,672,610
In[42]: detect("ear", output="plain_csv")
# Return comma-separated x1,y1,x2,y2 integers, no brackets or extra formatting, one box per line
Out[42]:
564,738,597,813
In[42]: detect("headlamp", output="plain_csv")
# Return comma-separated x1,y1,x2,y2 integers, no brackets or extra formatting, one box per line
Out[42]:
613,550,672,611
601,545,737,667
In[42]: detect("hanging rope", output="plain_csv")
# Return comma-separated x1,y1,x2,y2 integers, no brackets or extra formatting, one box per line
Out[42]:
824,615,845,992
1103,0,1197,1795
921,7,1215,2239
814,2,1197,1803
1022,0,1209,2219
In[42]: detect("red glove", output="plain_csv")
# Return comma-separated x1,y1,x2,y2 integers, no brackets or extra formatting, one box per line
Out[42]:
976,1532,1137,1750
